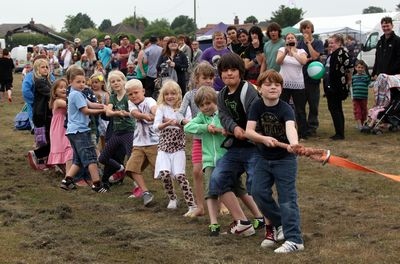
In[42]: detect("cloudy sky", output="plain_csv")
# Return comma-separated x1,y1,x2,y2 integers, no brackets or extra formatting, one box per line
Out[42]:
1,0,398,31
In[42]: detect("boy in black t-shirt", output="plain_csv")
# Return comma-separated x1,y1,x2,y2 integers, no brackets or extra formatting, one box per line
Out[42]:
245,70,304,253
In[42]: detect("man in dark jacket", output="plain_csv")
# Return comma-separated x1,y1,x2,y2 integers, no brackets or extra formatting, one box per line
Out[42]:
372,16,400,78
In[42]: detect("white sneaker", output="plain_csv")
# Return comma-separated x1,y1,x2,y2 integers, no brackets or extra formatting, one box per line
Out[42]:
167,199,178,209
274,240,304,253
260,225,277,248
276,226,284,241
228,220,256,237
183,205,197,217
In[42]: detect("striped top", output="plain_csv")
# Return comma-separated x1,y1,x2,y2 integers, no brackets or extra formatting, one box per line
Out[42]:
351,74,370,99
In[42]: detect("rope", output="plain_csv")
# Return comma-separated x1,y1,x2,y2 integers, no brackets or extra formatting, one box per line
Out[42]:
274,141,400,183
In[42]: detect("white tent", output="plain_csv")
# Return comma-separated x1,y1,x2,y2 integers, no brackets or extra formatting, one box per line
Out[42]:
294,12,400,41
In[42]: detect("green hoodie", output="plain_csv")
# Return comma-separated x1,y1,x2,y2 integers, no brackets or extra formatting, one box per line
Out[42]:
184,111,226,170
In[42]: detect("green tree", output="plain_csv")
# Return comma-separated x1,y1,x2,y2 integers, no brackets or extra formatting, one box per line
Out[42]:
142,19,174,40
98,19,112,32
362,6,386,14
75,28,101,44
171,15,196,36
244,16,258,24
122,16,149,29
270,5,304,28
63,13,96,35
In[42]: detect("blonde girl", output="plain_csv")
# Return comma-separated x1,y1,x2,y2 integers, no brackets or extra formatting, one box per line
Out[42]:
47,78,72,174
27,59,53,170
90,72,110,151
98,70,135,186
153,80,197,216
179,61,215,217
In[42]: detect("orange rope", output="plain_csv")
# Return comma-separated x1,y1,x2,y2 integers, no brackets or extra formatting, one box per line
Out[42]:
274,142,400,183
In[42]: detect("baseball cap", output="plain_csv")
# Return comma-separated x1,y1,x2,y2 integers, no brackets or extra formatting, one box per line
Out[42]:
104,35,111,40
74,38,81,43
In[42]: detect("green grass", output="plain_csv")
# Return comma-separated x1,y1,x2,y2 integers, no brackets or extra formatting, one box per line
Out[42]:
0,74,399,263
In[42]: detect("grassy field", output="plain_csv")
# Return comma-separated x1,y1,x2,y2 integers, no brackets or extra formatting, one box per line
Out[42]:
0,74,399,264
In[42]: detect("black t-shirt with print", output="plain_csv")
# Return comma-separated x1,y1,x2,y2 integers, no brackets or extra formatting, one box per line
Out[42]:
248,98,295,160
223,81,253,148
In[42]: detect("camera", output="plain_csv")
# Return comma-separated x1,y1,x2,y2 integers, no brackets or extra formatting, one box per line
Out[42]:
286,42,295,47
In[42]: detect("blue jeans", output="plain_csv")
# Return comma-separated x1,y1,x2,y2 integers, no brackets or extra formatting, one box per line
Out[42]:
209,146,258,196
67,131,98,168
251,155,303,244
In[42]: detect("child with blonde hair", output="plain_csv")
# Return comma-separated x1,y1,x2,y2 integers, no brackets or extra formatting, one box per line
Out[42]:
89,72,110,151
153,80,197,216
125,79,159,205
98,70,135,187
47,78,72,174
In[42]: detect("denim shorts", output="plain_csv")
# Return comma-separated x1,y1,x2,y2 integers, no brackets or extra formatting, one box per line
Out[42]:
209,146,259,196
67,131,98,168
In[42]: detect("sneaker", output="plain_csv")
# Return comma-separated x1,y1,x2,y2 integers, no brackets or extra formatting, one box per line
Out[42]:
142,191,154,206
260,225,277,248
167,199,178,209
276,226,284,241
27,150,39,170
128,185,144,198
252,217,265,230
60,178,76,191
91,183,109,193
108,168,125,183
183,205,197,217
209,224,221,237
274,240,304,253
228,220,255,237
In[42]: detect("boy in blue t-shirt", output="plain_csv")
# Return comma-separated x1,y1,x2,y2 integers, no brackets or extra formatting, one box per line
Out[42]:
245,70,304,253
60,67,107,193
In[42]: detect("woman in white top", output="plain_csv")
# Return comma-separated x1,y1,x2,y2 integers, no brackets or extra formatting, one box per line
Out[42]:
276,33,308,139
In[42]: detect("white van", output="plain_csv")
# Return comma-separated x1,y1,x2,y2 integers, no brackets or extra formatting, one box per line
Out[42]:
10,46,29,73
357,20,400,70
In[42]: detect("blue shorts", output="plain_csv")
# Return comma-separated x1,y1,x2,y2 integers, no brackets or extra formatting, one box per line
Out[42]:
209,146,259,196
67,131,98,168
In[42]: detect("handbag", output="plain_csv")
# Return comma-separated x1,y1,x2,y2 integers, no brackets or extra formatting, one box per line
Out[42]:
14,104,31,131
34,126,47,147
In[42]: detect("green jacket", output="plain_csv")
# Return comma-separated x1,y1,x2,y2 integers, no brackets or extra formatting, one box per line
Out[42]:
184,111,226,169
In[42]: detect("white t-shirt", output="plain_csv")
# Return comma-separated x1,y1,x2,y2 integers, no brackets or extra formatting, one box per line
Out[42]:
278,47,306,89
128,97,159,146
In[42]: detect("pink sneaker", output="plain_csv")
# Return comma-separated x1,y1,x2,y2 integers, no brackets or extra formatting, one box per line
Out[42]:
108,169,125,183
129,185,144,198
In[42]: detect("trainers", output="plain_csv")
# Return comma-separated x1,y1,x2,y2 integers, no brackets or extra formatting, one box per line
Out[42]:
167,199,178,209
228,220,255,237
274,240,304,253
252,217,265,230
183,205,197,217
128,185,144,198
142,191,154,206
276,225,284,241
91,183,109,193
27,150,39,170
60,178,76,190
209,224,221,237
108,168,125,183
260,225,277,248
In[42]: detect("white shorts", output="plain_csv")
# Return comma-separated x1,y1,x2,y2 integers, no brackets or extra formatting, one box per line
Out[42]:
154,150,186,179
